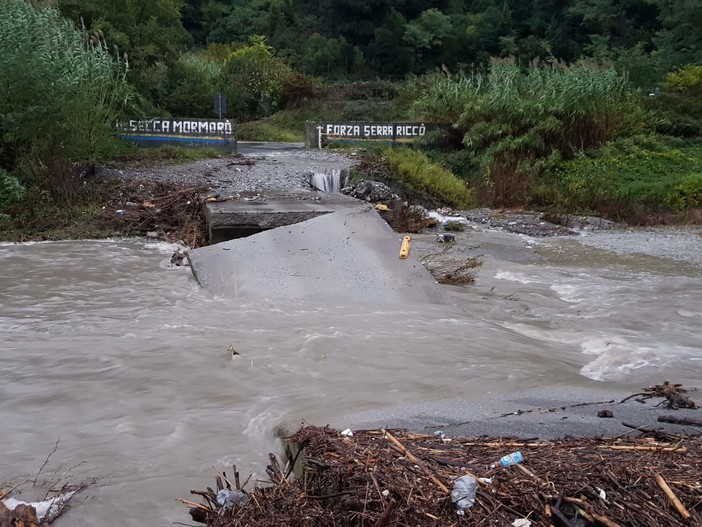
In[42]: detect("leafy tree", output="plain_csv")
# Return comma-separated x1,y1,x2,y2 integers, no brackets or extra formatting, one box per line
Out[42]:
163,53,224,117
370,10,414,76
461,5,512,67
203,0,269,43
300,34,346,76
403,8,453,71
223,36,293,119
58,0,191,108
665,65,702,97
568,0,660,56
652,0,702,73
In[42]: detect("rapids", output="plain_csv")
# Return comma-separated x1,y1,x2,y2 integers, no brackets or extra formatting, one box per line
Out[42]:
1,226,700,525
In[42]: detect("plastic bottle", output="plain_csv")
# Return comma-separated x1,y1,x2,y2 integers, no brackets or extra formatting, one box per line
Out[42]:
451,475,477,515
499,451,523,467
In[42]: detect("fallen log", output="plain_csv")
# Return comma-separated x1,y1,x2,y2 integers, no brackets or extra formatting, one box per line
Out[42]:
658,415,702,427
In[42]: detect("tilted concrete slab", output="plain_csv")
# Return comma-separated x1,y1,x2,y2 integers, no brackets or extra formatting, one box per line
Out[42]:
189,203,449,306
204,190,359,244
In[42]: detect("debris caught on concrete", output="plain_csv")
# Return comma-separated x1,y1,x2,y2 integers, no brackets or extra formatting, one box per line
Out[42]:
103,180,209,248
171,249,188,266
185,425,702,527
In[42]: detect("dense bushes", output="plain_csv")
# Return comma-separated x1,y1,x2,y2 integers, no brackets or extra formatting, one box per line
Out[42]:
0,0,130,207
415,63,645,206
530,140,702,220
222,37,294,120
162,53,223,118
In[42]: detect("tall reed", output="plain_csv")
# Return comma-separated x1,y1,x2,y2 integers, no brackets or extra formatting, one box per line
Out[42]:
0,0,131,203
415,63,645,206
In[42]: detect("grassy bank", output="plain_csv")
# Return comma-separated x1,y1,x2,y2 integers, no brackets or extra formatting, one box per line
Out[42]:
530,139,702,223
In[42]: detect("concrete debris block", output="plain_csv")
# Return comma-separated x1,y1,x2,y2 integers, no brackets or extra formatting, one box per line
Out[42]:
189,203,448,306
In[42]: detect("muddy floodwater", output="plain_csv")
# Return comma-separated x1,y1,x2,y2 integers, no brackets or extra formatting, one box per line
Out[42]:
1,225,701,526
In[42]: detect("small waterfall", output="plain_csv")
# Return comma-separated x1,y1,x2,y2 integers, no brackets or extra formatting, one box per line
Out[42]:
309,170,346,193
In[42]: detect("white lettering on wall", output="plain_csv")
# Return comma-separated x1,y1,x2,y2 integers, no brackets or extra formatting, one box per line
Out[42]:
118,119,234,136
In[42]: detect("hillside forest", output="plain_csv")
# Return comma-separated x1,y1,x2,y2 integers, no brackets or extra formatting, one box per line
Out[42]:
1,0,702,237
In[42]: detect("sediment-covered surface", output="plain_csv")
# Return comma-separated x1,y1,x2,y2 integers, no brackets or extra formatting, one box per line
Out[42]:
101,145,356,193
188,425,702,527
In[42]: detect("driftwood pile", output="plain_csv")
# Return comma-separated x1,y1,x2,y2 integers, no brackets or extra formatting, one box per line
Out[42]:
103,180,209,248
186,425,702,527
621,380,697,410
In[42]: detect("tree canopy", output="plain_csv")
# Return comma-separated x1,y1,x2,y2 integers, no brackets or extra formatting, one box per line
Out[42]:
52,0,700,85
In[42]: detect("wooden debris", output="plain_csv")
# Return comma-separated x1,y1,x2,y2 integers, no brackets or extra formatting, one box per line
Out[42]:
104,180,209,248
621,380,697,409
381,429,450,493
658,415,702,427
656,474,692,520
0,502,40,527
185,425,702,527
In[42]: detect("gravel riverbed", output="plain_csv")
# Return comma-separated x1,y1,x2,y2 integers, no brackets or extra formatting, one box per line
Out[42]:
101,145,358,193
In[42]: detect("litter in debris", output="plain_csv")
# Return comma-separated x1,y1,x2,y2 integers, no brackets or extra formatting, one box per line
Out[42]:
499,450,523,467
184,425,702,526
216,489,249,508
451,475,477,515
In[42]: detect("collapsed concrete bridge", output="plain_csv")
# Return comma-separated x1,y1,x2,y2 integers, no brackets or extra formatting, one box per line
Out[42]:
188,191,448,306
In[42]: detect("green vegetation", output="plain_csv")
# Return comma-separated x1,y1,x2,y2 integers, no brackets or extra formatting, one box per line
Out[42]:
0,0,130,214
415,63,645,206
2,0,702,238
383,148,473,208
531,140,702,221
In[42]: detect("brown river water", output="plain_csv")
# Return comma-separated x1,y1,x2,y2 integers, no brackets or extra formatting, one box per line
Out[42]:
1,226,701,526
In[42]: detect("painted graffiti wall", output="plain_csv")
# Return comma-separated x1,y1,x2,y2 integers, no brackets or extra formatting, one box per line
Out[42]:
305,121,434,148
116,118,236,151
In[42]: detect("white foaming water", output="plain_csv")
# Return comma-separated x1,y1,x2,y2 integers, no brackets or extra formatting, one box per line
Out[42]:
427,211,471,226
579,337,701,381
1,229,701,526
489,236,702,386
494,270,547,285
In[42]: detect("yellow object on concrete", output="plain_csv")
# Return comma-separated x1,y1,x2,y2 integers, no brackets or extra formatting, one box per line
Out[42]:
375,203,389,211
399,236,411,259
